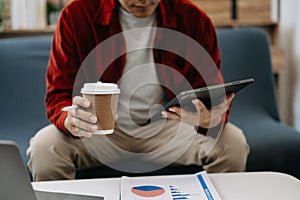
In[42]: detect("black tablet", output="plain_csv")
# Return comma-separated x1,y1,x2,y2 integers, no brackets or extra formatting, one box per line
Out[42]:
149,78,254,122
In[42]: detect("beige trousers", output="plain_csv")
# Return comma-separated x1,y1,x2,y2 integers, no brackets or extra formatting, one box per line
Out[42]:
27,120,249,181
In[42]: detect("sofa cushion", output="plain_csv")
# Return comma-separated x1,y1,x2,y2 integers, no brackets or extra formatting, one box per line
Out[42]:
0,36,52,163
217,28,300,179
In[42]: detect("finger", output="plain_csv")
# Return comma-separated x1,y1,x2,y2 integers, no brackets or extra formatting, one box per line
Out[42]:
211,101,227,116
227,92,235,100
168,107,182,116
73,96,91,108
226,93,235,109
161,110,181,121
208,115,222,128
73,109,98,123
213,93,234,112
192,99,207,113
65,116,93,137
166,107,201,126
210,104,227,127
73,117,99,133
69,126,93,138
209,93,235,111
77,130,93,137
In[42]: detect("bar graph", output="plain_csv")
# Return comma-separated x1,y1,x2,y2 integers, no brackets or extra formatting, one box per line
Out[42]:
169,185,201,200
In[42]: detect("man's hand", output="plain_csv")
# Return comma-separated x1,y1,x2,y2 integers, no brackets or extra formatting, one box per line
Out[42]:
64,96,98,137
161,93,235,129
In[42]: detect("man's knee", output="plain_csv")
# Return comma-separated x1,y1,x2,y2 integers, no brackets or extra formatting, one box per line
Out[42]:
203,123,250,172
222,122,249,148
26,124,75,180
222,123,249,171
27,124,67,160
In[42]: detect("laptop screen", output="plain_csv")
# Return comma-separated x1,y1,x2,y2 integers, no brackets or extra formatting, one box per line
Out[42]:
0,140,37,200
0,140,104,200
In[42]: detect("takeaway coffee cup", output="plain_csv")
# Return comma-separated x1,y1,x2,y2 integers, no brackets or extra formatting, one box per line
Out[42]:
81,82,120,135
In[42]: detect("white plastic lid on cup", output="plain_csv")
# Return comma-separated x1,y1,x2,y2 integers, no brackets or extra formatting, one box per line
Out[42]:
81,82,120,94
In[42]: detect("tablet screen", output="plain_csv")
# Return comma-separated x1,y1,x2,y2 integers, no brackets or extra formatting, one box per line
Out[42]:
149,78,254,122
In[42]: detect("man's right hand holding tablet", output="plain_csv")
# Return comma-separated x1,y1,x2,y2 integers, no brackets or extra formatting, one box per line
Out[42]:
161,93,235,129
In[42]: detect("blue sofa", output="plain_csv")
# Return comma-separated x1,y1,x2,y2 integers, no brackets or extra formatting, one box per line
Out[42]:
0,36,50,163
0,27,300,179
217,28,300,179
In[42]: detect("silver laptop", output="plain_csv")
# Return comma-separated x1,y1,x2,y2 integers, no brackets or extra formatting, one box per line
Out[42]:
0,140,104,200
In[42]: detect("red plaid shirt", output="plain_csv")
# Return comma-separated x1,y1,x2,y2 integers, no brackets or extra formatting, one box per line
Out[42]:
46,0,225,133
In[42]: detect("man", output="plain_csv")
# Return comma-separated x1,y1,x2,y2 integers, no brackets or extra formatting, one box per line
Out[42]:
27,0,249,181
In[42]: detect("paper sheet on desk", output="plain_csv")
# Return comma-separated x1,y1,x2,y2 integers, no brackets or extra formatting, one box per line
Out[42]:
121,171,221,200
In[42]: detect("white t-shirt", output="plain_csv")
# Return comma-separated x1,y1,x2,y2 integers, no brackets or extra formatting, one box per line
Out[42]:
117,8,165,129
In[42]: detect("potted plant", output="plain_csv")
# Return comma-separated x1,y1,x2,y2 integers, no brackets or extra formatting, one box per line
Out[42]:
0,0,4,32
47,0,61,26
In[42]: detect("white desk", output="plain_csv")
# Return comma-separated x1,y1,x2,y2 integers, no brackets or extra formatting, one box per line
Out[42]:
32,172,300,200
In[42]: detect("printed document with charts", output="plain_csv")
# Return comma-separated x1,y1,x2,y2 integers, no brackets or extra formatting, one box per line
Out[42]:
121,171,221,200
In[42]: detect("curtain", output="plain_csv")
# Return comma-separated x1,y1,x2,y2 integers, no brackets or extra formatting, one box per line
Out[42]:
278,0,300,130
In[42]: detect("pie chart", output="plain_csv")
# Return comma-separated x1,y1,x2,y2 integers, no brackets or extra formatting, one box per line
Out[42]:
131,185,165,199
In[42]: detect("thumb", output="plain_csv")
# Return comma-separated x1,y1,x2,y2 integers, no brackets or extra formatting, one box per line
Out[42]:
192,99,206,113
